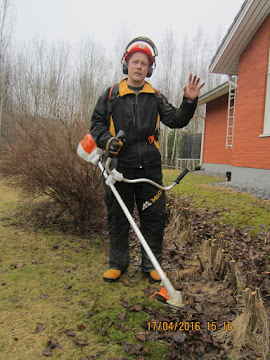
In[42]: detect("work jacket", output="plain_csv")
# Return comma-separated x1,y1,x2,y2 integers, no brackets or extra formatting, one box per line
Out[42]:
90,79,197,168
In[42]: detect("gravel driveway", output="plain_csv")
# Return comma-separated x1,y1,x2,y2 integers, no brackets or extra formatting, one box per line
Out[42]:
196,171,270,201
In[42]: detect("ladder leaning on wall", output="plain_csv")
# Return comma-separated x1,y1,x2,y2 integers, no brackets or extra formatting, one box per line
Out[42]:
226,81,237,148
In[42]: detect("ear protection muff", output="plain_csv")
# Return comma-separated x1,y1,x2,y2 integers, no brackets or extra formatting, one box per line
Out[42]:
121,36,158,78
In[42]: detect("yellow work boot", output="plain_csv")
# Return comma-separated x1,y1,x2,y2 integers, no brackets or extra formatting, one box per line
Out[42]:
149,270,167,282
103,269,121,283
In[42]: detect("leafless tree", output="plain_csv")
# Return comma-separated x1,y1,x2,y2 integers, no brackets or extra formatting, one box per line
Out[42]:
76,37,111,124
111,29,131,84
11,40,70,121
150,27,227,167
154,30,178,164
0,0,14,136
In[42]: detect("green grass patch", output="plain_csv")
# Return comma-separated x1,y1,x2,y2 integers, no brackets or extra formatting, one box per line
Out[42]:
163,169,270,235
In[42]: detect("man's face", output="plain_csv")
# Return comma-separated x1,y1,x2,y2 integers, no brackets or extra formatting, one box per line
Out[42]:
127,52,150,87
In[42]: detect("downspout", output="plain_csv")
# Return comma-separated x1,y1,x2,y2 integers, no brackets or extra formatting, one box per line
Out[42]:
200,116,205,166
196,112,206,166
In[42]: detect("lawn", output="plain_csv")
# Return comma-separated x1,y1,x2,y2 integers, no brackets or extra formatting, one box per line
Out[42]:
163,169,270,235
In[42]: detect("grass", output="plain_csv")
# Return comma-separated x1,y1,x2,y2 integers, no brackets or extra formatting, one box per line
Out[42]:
163,169,270,235
0,179,170,360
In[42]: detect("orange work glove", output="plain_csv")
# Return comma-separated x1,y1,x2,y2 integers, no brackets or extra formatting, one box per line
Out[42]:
106,137,123,157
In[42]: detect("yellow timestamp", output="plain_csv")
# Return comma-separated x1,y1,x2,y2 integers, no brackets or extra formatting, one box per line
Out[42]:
148,321,233,332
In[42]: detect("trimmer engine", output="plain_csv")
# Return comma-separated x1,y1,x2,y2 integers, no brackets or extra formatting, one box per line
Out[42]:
77,134,104,165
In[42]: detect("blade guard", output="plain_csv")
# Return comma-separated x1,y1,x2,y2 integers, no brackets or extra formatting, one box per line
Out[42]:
150,286,169,303
77,134,104,165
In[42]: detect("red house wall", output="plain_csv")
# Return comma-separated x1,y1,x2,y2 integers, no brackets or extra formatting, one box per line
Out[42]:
203,94,232,164
232,14,270,169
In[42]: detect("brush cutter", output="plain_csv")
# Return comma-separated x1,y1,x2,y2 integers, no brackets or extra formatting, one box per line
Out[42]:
77,131,189,309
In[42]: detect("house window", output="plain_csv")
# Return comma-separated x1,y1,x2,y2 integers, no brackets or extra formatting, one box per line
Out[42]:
261,46,270,137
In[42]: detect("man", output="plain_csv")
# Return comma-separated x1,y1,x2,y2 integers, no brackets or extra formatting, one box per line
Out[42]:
90,37,204,283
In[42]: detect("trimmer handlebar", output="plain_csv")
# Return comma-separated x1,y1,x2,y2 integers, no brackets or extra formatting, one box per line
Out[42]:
116,130,126,140
105,129,189,191
105,157,189,191
174,168,189,184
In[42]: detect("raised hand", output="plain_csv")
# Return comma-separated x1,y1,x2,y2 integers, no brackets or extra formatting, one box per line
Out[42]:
183,74,205,100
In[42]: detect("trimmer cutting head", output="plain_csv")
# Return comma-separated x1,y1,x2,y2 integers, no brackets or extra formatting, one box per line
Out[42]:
150,286,169,303
150,286,185,309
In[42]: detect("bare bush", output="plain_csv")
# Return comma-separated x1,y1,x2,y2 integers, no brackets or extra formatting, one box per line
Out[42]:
0,114,106,235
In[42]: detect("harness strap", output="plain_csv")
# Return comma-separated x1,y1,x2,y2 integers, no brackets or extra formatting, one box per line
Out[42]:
109,84,116,100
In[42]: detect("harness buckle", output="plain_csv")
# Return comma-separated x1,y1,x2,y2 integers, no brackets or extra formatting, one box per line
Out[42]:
148,135,155,144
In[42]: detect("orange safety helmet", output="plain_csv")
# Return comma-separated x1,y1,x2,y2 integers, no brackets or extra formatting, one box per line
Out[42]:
125,42,154,65
121,36,158,78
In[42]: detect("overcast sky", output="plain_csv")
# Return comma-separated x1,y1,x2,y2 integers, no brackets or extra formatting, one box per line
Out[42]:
12,0,245,54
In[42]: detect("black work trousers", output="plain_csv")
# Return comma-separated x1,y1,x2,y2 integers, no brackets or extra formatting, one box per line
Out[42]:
104,165,167,273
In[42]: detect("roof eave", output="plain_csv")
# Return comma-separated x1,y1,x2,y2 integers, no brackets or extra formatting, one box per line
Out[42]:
198,81,238,106
210,0,270,75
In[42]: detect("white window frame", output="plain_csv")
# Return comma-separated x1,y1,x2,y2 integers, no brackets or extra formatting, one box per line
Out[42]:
260,46,270,137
